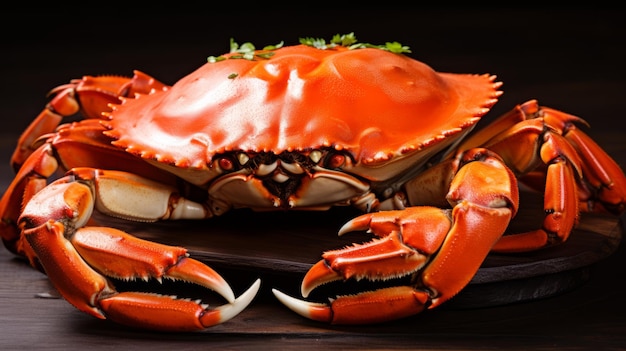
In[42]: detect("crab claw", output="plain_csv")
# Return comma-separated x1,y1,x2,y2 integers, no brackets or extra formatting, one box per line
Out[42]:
275,188,514,325
299,231,430,298
275,231,433,324
273,207,453,324
17,178,260,331
100,279,260,331
273,286,430,324
69,226,261,331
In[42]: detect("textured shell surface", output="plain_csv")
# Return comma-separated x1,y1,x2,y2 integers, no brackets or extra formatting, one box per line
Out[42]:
105,45,500,169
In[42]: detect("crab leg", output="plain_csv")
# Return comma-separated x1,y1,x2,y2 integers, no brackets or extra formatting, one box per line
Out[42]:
18,169,259,331
562,125,626,214
458,100,625,215
274,149,518,324
454,100,625,251
0,142,64,268
491,132,581,251
0,120,178,261
11,71,168,170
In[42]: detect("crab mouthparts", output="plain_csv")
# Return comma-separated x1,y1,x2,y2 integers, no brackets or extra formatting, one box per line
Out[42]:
254,159,306,208
210,148,360,212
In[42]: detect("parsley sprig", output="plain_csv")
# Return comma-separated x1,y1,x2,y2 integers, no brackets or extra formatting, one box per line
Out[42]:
208,33,411,63
300,32,411,54
208,38,284,63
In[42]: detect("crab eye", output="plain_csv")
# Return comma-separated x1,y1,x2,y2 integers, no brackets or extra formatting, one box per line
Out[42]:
325,153,346,169
218,157,234,171
216,154,244,172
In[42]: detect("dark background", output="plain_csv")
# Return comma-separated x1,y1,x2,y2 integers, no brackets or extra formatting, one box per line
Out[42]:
1,8,625,132
0,8,625,349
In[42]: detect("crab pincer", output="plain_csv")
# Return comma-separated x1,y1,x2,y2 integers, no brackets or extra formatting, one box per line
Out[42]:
273,207,455,324
19,177,260,331
273,161,517,325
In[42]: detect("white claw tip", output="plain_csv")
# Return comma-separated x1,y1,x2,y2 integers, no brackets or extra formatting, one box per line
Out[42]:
272,288,327,320
216,279,261,323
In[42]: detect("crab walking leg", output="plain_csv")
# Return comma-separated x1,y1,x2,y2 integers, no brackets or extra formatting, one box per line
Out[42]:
539,104,626,214
11,72,169,171
10,109,62,172
274,149,518,324
455,100,625,248
563,126,626,214
0,144,59,262
492,132,580,251
18,169,259,331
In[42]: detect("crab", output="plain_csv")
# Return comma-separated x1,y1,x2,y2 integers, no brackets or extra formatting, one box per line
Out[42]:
1,34,625,332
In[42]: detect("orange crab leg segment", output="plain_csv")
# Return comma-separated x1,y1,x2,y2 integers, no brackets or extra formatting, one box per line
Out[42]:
0,119,180,261
20,181,111,318
274,149,517,324
11,71,168,170
11,109,63,172
71,227,233,299
0,143,59,259
491,132,583,252
17,170,259,331
274,286,430,324
99,279,260,332
564,126,626,214
451,100,625,252
300,206,453,297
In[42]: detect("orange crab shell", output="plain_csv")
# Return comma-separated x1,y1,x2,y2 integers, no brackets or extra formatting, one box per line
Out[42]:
103,45,501,169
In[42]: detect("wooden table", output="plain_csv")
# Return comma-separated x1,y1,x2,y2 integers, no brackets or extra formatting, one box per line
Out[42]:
1,9,625,350
1,209,624,350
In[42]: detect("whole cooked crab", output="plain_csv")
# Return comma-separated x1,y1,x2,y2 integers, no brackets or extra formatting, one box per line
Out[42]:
1,34,625,331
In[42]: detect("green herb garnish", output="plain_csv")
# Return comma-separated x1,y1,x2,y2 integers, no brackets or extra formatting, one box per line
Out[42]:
300,32,411,53
208,38,283,62
298,32,359,49
208,33,410,63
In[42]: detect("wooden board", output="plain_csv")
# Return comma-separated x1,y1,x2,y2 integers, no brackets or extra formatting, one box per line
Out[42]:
90,191,623,309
